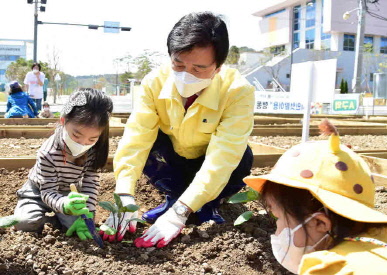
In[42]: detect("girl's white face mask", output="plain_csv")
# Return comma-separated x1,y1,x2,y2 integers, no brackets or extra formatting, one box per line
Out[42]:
173,71,212,98
270,213,329,274
62,126,96,157
33,69,39,74
43,107,50,112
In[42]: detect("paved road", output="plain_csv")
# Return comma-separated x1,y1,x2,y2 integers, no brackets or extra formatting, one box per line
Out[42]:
0,94,133,115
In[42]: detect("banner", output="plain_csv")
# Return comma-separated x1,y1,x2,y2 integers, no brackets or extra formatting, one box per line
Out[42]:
331,94,360,114
254,91,305,114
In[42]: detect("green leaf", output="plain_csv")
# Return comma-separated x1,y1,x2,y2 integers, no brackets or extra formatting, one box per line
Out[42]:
99,224,117,236
126,218,146,224
120,204,139,213
0,215,20,228
114,193,123,210
228,192,248,204
228,188,260,204
98,201,118,213
247,188,260,201
234,211,253,226
122,240,133,244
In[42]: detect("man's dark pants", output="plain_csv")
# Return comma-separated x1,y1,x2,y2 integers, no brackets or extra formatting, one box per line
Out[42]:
142,130,253,224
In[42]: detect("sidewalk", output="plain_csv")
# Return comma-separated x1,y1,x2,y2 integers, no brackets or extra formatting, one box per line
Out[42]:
0,94,133,115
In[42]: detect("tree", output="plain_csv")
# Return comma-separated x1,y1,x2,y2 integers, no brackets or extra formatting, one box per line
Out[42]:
134,50,162,80
5,58,51,84
340,78,345,94
344,80,349,93
94,77,107,90
120,71,135,94
238,46,256,53
226,46,240,64
116,50,163,82
46,46,62,102
258,49,285,83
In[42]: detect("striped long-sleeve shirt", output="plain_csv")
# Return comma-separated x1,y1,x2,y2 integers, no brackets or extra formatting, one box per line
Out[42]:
28,128,100,213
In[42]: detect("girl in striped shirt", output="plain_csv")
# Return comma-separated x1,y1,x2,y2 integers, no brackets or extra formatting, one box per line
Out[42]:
13,88,113,241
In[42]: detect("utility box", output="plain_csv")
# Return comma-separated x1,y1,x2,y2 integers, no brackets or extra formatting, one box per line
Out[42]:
373,73,387,99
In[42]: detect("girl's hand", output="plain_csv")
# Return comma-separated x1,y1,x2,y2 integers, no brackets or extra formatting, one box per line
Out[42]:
66,212,94,240
63,192,89,215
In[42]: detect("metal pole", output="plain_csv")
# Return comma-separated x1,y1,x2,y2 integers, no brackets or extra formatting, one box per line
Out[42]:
301,61,314,142
352,0,366,93
116,68,119,96
289,7,294,91
33,0,38,62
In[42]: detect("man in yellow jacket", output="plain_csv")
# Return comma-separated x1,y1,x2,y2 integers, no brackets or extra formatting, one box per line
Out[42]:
102,11,255,248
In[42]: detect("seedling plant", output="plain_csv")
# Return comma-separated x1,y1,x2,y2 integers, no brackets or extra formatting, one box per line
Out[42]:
98,193,145,240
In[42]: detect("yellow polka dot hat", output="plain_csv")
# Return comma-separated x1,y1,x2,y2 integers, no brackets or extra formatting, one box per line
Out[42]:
244,120,387,223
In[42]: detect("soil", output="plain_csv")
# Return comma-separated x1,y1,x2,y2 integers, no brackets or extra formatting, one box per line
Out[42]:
0,135,386,157
0,137,122,157
249,135,387,150
0,166,294,275
0,133,386,274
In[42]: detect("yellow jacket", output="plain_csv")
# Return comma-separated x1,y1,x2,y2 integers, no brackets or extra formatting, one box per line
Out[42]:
299,227,387,274
114,65,255,211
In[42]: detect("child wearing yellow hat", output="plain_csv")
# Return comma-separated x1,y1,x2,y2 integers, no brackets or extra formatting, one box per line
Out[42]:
244,120,387,274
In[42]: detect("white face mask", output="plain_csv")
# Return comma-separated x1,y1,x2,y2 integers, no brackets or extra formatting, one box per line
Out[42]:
173,71,212,98
43,107,49,112
33,69,39,74
62,126,97,157
270,213,329,274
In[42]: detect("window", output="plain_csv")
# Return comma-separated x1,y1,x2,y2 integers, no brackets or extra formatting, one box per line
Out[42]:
381,37,387,54
364,36,373,52
270,45,285,55
0,55,19,61
320,0,331,50
293,5,301,49
293,32,300,49
343,34,355,51
321,27,331,50
306,29,315,49
306,0,316,28
293,5,300,31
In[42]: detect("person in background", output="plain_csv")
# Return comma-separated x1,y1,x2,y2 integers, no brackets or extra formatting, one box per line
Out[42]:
102,11,255,248
39,101,54,118
5,81,38,118
244,120,387,274
13,88,113,241
43,77,49,102
24,63,45,111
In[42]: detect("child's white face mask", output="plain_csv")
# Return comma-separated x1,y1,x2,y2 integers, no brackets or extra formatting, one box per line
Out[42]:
270,213,329,274
62,126,96,157
43,107,49,112
33,69,39,74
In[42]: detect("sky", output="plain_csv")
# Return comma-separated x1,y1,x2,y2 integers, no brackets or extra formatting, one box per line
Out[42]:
1,0,263,76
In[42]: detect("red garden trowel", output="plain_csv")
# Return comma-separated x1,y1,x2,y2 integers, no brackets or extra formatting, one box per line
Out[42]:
70,184,104,248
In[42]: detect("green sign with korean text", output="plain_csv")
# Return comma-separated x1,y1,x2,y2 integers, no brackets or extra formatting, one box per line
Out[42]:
331,94,360,114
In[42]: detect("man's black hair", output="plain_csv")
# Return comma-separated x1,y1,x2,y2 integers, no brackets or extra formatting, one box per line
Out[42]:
167,11,229,68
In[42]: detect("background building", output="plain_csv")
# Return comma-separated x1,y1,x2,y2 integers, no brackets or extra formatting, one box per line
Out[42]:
245,0,387,93
0,39,32,84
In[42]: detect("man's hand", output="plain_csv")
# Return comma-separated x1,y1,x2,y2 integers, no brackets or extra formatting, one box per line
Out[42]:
65,212,93,240
99,195,138,242
63,192,89,216
134,208,187,248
